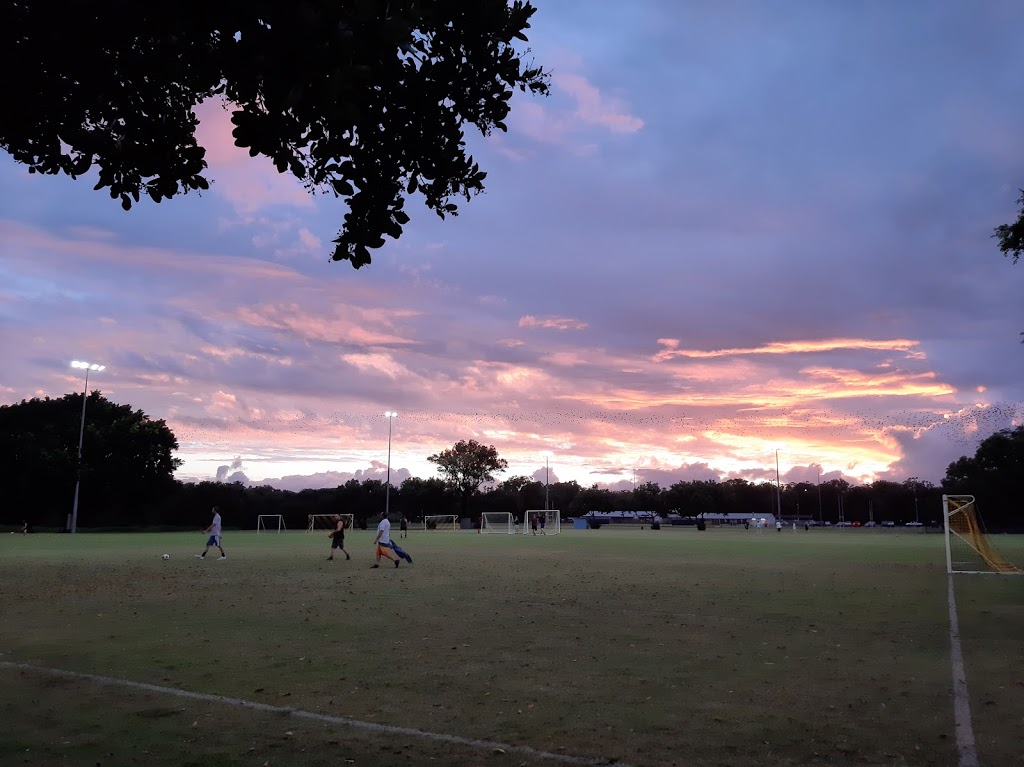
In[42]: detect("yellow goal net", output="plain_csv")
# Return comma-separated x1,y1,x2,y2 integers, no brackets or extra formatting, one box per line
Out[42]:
943,495,1022,574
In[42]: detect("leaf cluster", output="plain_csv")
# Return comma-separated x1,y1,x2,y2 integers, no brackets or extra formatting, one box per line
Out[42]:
0,1,549,266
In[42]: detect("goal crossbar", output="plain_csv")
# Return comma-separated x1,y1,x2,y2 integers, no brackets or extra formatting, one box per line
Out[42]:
308,513,353,532
524,509,560,535
480,512,514,534
423,514,458,531
257,514,285,533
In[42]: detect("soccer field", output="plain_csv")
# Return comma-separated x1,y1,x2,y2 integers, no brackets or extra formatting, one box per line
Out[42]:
1,528,1021,767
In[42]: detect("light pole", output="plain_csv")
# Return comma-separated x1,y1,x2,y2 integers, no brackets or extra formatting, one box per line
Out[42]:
817,468,823,523
775,450,782,520
913,475,921,524
542,452,551,511
383,411,397,518
70,360,105,534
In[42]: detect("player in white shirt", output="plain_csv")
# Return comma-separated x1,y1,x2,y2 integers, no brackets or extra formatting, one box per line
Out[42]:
371,510,401,568
195,507,227,560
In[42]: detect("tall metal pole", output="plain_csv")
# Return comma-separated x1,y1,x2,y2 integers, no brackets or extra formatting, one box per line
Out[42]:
70,367,90,534
544,455,550,511
384,412,396,517
817,468,822,523
775,450,782,520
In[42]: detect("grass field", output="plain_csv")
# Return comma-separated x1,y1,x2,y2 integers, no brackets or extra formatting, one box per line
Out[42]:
1,527,1022,767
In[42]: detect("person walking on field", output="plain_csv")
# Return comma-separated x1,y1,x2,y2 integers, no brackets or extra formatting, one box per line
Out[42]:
531,514,538,535
327,514,351,561
372,510,401,568
399,514,408,539
195,506,227,560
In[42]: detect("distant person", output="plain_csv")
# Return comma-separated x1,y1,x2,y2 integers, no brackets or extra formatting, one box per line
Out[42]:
531,514,538,535
327,514,350,561
399,514,408,539
804,523,810,531
20,519,29,535
776,520,783,532
539,514,547,535
195,506,227,560
372,511,400,568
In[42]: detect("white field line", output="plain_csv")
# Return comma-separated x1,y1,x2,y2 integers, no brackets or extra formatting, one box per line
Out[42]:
945,574,980,767
0,661,631,767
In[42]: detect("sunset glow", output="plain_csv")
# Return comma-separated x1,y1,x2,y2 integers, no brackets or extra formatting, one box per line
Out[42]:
3,2,1023,492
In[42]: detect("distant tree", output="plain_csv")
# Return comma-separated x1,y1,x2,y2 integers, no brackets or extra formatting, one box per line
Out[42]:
0,392,181,528
397,476,455,521
427,439,508,518
942,425,1024,528
993,193,1024,340
0,1,549,267
632,480,665,515
567,485,615,516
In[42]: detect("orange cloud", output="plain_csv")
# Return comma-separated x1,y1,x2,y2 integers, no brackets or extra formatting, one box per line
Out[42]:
653,337,922,360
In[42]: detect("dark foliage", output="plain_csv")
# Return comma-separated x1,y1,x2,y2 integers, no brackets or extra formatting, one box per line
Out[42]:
0,393,181,528
0,0,549,267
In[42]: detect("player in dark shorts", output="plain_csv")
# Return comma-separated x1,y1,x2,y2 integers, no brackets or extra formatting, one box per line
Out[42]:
399,514,408,539
327,515,351,561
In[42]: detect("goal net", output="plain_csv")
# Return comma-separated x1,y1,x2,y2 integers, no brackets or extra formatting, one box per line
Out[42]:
524,510,560,535
481,512,514,534
423,514,458,531
943,495,1022,574
257,514,285,533
307,514,353,532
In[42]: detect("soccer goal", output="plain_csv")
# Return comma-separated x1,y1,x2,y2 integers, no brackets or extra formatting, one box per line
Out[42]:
423,514,458,531
481,512,514,534
307,514,353,533
257,514,286,533
524,510,560,535
943,495,1022,574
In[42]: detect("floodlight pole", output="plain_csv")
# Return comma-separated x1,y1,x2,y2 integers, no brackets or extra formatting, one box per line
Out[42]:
70,361,105,534
545,454,550,511
775,450,782,520
384,412,397,517
817,468,822,523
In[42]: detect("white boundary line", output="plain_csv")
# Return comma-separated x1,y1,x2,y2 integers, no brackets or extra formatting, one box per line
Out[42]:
0,661,632,767
945,574,980,767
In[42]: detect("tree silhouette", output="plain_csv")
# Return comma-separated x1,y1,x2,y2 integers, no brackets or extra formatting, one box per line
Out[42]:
1,1,549,267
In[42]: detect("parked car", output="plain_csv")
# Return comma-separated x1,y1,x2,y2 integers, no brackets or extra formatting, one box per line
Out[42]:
905,521,923,527
851,521,862,527
864,521,876,527
881,521,896,527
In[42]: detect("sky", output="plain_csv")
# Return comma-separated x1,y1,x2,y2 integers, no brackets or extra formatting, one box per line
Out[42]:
2,0,1023,493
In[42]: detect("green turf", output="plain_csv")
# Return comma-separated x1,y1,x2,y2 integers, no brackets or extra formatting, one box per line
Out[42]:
1,528,1021,767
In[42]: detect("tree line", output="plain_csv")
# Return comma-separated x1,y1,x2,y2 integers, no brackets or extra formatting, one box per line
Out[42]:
2,394,1022,531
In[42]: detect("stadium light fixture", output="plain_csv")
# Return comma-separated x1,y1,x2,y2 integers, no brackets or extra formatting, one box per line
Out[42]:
384,412,397,517
69,360,106,533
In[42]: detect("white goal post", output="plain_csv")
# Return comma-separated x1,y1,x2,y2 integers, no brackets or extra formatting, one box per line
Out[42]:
524,510,560,535
481,512,514,534
307,513,353,532
257,514,286,533
423,514,458,531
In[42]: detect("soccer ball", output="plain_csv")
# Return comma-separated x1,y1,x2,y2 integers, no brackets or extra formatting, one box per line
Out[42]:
161,553,170,560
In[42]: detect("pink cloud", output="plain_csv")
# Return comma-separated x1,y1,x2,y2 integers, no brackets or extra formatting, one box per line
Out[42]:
554,73,645,134
519,315,589,331
194,98,313,213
